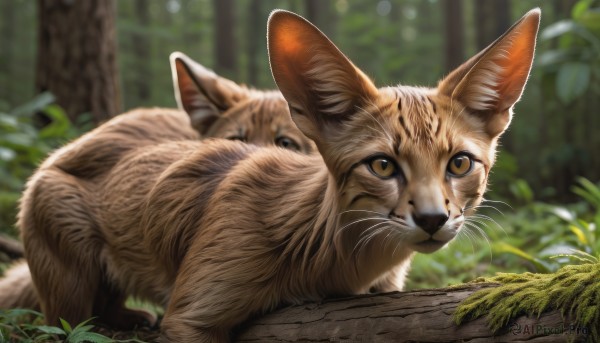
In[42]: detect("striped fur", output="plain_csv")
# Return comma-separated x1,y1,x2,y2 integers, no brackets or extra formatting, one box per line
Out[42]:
3,9,538,342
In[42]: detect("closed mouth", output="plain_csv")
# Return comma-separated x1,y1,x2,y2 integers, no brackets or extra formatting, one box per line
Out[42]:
416,238,444,247
413,238,447,253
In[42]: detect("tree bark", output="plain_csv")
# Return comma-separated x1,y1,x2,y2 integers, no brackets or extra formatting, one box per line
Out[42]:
36,0,121,124
235,284,588,342
474,0,512,152
246,0,261,86
1,1,16,106
443,0,464,73
474,0,510,51
305,0,335,37
132,0,151,103
0,235,24,262
213,0,237,80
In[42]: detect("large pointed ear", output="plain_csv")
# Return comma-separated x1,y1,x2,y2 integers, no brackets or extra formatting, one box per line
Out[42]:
267,10,378,143
438,8,540,137
170,52,249,135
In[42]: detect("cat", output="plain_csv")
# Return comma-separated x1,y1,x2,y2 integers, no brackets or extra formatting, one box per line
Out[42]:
2,8,539,342
171,51,314,153
0,54,314,310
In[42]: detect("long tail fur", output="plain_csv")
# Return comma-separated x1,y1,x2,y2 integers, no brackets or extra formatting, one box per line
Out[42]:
0,260,39,310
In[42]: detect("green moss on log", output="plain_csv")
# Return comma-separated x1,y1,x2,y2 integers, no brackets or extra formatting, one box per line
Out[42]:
454,263,600,340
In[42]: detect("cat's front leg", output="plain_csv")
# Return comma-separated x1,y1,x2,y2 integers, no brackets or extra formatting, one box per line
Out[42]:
160,290,233,343
160,251,276,343
368,260,413,293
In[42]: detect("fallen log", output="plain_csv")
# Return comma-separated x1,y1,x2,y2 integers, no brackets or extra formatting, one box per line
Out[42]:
235,283,590,342
0,235,24,261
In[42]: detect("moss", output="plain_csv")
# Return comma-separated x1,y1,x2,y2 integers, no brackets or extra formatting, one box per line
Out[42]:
454,263,600,340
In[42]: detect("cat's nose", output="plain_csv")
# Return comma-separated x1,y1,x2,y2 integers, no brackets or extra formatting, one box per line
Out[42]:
413,212,449,235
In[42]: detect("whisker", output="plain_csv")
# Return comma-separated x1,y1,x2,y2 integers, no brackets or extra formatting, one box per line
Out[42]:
338,209,388,217
465,204,506,216
353,222,392,255
336,217,387,235
468,214,507,236
391,230,411,257
463,221,492,255
455,228,476,256
481,198,514,210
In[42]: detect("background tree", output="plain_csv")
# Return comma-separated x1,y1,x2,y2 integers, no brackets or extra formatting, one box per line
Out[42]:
36,0,121,124
305,0,336,37
0,1,16,108
132,0,151,103
213,0,237,79
246,0,263,86
474,0,510,51
443,0,464,72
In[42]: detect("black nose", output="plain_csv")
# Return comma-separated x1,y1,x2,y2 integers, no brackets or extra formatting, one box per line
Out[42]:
413,212,449,235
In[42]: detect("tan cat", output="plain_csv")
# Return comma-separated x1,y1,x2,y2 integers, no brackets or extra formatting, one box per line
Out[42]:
0,55,313,308
3,9,538,342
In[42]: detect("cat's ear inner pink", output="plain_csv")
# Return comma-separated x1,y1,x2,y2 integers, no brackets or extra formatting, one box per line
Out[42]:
170,52,248,134
438,8,540,136
267,10,378,141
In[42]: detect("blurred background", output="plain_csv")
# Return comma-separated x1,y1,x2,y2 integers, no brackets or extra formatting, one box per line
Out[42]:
1,0,599,289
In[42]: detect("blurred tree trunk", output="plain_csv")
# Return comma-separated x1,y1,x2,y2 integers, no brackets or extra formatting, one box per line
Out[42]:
133,0,151,102
246,0,261,86
474,1,512,150
1,1,16,106
213,0,237,79
182,0,203,67
553,0,578,20
474,0,510,51
305,0,335,37
443,0,464,72
36,0,121,124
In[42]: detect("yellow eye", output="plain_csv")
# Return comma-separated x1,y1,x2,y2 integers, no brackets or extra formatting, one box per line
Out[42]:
369,157,397,178
448,154,473,176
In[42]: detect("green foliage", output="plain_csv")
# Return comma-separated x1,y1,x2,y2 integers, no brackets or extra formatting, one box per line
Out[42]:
0,93,85,235
492,178,600,273
538,1,600,106
510,0,600,200
454,263,600,341
0,310,147,343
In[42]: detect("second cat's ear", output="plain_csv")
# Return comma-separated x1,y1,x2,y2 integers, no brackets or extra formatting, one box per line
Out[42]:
267,10,378,143
170,52,249,135
438,9,540,137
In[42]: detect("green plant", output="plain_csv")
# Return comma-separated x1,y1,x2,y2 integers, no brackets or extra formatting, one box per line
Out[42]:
0,93,87,235
538,0,600,106
0,309,148,343
491,177,600,273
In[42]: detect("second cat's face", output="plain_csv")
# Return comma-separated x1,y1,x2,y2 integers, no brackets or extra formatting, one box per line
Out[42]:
201,92,315,154
170,52,315,154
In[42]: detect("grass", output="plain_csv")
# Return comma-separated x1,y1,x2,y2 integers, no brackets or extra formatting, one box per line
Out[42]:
0,309,159,343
